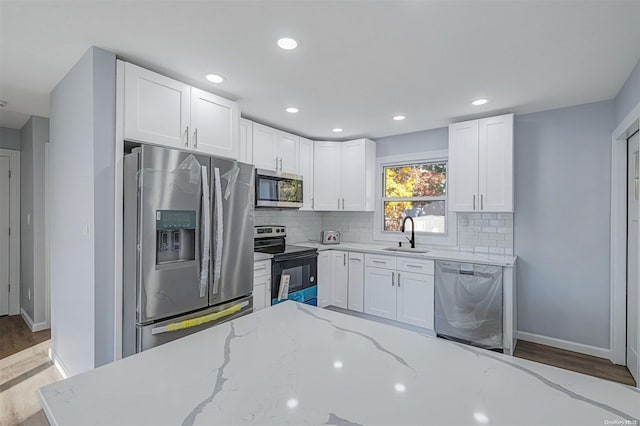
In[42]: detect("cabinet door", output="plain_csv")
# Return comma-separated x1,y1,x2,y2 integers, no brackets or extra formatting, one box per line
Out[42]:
190,88,239,159
298,137,314,210
331,251,349,309
317,252,332,308
313,142,342,210
347,253,364,312
479,114,513,212
341,140,366,211
253,123,279,171
278,131,299,174
124,62,190,148
364,267,396,320
253,282,266,312
396,272,434,329
449,120,479,212
239,118,253,164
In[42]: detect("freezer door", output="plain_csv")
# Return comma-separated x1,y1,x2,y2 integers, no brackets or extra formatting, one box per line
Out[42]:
434,261,503,349
210,159,255,306
137,145,211,323
136,295,253,352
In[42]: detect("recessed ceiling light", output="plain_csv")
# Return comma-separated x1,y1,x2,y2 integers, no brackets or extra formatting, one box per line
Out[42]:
394,383,406,393
286,398,299,408
333,360,343,369
206,74,225,83
472,98,488,106
332,128,343,133
393,115,406,121
286,107,299,114
277,38,298,50
0,99,7,107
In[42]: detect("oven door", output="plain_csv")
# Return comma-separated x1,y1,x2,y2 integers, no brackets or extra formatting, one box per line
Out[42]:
255,169,303,208
271,253,318,306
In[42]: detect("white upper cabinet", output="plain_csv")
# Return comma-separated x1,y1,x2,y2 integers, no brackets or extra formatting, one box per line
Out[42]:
298,137,314,210
313,142,342,210
314,139,376,212
190,88,239,159
479,114,514,212
239,118,253,164
449,113,513,212
124,62,190,149
252,123,299,173
123,62,239,158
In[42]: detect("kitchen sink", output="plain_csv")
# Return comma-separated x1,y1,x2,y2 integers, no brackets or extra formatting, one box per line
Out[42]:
383,247,429,254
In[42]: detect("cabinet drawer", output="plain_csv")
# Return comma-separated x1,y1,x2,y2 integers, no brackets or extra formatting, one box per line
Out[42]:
364,254,397,270
397,257,434,275
253,260,271,278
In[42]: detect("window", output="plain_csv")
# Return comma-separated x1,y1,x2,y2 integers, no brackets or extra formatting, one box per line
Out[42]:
382,162,447,234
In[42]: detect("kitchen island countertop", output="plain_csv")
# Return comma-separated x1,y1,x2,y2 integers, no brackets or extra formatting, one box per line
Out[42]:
39,302,638,425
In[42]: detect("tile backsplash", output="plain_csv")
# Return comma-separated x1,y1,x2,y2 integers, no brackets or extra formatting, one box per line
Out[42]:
456,212,514,255
255,210,514,255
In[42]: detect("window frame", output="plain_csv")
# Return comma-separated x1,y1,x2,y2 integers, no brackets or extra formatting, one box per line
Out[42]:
373,150,457,246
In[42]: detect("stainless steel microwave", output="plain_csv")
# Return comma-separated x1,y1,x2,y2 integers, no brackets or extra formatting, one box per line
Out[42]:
255,169,303,208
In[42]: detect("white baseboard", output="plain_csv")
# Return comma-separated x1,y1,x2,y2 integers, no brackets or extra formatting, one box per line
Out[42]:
20,307,49,332
516,330,611,360
628,345,639,384
48,347,70,379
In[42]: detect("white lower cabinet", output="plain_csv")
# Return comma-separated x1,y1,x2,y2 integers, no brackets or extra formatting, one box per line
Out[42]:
317,252,331,308
347,253,364,312
396,271,434,329
364,267,396,320
253,260,271,312
330,251,349,309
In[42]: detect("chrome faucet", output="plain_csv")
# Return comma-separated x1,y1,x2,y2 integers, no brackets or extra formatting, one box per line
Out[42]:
401,216,415,249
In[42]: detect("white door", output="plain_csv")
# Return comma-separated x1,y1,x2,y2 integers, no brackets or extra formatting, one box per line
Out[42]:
317,252,332,308
347,253,364,312
478,114,513,212
331,251,349,309
190,87,239,159
277,131,299,174
627,130,639,384
239,118,253,164
123,62,190,148
314,142,342,211
298,137,314,210
0,155,10,315
364,267,396,320
396,271,434,329
253,123,279,171
341,140,366,211
449,120,479,212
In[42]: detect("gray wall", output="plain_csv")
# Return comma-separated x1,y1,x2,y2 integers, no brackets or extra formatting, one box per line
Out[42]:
19,116,49,325
375,126,448,157
514,100,615,349
615,58,640,127
0,127,21,150
50,47,116,376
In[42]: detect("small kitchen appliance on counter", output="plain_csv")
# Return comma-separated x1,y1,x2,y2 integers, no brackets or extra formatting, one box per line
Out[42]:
321,230,341,245
254,226,318,306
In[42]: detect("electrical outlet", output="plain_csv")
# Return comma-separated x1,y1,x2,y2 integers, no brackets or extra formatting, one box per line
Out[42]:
28,288,31,301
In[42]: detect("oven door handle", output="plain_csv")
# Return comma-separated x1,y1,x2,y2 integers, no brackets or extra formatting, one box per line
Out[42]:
274,252,319,262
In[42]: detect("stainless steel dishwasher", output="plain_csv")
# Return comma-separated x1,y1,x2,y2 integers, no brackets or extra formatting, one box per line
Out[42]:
434,261,503,350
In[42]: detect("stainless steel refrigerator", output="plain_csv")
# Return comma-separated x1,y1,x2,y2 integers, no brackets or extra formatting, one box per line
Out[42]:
123,145,254,356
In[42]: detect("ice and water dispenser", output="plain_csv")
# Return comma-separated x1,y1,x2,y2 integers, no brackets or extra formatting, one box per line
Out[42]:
155,210,196,264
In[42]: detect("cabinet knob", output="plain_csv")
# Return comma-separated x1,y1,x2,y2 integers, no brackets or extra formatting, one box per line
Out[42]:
392,272,395,287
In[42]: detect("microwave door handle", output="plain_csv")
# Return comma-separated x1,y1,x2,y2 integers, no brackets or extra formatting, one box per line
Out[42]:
212,167,224,296
199,165,210,298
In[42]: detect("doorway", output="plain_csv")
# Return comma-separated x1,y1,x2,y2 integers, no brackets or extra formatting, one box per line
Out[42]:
628,130,640,385
0,149,20,316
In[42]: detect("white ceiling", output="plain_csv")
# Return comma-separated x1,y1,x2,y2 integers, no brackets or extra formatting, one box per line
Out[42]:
1,1,639,139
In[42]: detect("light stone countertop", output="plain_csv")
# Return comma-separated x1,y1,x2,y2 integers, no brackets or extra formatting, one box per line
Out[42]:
39,302,638,426
293,241,517,267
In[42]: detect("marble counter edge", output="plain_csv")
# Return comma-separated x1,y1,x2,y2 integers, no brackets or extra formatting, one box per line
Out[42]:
291,241,516,267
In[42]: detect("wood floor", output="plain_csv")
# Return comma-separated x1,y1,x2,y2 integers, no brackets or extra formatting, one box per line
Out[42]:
514,340,636,387
0,315,51,360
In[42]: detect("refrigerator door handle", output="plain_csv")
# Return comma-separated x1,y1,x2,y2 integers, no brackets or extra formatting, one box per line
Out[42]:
199,165,210,298
212,167,224,296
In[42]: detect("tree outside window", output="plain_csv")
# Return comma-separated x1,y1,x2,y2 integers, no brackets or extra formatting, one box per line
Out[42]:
383,162,447,233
